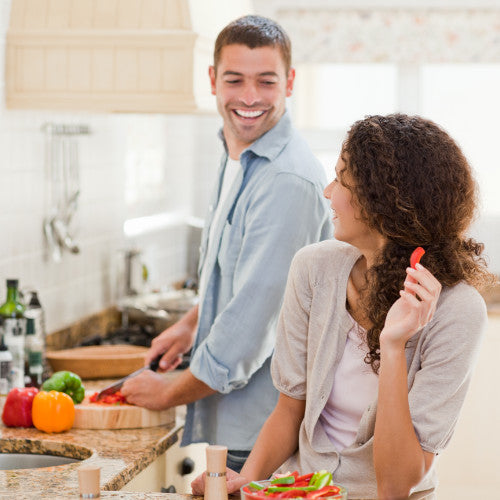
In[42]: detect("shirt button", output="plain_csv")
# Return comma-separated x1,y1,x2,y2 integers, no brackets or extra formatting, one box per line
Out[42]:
209,204,214,212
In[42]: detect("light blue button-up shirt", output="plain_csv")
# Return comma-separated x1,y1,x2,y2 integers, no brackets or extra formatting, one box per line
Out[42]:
183,111,332,450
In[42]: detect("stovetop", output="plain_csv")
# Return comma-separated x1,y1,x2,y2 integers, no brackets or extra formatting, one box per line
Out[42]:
76,323,190,370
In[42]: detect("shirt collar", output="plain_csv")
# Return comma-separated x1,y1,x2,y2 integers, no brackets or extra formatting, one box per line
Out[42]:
217,110,293,164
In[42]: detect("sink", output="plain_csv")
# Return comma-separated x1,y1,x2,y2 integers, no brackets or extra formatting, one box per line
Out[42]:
0,453,81,470
0,438,93,470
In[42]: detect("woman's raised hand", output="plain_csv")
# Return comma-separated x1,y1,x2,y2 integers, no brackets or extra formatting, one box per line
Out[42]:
380,263,442,347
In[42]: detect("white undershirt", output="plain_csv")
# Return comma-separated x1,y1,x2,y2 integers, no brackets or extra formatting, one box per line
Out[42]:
319,315,379,451
198,157,242,301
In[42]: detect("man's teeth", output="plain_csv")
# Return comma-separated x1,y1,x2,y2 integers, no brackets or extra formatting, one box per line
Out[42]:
235,109,264,118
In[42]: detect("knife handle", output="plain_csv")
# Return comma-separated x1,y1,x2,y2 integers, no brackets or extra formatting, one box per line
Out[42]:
149,353,163,372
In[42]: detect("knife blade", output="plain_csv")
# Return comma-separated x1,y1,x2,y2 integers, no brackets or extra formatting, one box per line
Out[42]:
95,353,163,401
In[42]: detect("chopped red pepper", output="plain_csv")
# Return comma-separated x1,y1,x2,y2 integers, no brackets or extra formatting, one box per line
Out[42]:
307,486,341,499
296,473,314,483
88,390,127,405
410,247,425,269
1,387,39,427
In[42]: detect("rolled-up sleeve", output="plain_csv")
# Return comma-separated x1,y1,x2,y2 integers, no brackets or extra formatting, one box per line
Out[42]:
190,172,329,394
271,248,312,400
408,285,487,454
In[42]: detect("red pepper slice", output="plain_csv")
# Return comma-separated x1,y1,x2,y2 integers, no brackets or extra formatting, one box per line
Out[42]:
410,246,425,269
306,486,341,499
280,490,308,498
296,473,314,483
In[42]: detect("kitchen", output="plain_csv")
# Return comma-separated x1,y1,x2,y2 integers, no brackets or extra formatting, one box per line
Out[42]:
1,0,500,499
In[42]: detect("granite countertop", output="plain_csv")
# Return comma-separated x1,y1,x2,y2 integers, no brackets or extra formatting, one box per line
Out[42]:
0,378,186,499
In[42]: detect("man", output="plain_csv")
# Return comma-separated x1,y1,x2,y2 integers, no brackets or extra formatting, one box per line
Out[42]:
122,15,332,472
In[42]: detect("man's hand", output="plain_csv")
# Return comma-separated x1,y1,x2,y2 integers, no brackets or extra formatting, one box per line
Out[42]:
146,305,199,371
191,467,247,495
120,370,171,410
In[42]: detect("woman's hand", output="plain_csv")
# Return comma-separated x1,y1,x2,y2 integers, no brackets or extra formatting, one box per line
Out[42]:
191,467,248,495
380,263,442,347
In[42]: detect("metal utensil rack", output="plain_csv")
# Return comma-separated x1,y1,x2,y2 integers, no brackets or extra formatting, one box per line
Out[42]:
42,123,91,262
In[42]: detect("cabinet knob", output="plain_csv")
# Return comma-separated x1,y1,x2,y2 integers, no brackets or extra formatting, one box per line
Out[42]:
180,457,195,475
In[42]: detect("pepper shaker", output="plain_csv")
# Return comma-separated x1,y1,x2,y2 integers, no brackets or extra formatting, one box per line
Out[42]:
78,465,100,498
205,445,228,500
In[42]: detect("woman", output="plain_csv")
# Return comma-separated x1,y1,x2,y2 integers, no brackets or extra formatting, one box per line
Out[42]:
192,114,495,499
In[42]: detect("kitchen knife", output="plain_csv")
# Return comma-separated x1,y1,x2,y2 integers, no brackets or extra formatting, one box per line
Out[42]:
95,353,163,401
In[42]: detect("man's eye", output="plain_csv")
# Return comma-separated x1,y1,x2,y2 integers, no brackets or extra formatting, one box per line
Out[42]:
225,80,241,84
261,81,276,85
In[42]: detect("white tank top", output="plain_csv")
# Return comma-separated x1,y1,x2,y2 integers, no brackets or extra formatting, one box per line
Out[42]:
319,315,379,451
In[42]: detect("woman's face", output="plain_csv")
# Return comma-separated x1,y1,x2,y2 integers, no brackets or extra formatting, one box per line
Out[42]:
324,155,385,252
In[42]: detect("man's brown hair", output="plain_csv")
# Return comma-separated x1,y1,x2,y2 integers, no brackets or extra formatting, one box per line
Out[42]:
214,15,292,73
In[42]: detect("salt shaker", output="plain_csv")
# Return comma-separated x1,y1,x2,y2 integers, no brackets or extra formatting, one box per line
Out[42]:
205,445,228,500
78,465,100,498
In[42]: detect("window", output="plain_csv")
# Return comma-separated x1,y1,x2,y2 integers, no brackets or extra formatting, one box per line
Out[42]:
291,62,500,272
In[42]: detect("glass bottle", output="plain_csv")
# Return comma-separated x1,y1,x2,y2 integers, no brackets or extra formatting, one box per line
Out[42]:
24,291,47,379
0,279,26,388
0,332,13,395
0,279,25,318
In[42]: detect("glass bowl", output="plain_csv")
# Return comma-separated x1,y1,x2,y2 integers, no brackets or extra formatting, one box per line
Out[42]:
241,479,347,500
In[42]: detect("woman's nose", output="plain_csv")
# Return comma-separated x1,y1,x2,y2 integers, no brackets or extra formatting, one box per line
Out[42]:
323,182,332,199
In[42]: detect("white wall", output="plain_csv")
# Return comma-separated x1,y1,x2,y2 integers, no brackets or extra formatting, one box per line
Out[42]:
0,0,223,333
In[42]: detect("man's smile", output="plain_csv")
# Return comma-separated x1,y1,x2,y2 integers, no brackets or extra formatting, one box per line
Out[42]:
233,109,266,119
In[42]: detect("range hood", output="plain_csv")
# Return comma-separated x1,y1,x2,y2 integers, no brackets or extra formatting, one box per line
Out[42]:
5,0,249,113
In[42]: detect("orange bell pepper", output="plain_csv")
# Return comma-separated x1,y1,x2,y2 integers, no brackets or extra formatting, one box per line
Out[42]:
32,390,75,433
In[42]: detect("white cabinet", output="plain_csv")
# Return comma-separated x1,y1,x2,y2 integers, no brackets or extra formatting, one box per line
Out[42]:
164,434,208,494
6,0,214,113
121,430,207,494
121,451,167,493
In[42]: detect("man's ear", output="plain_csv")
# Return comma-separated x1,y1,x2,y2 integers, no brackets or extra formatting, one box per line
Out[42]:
209,66,216,96
286,67,296,98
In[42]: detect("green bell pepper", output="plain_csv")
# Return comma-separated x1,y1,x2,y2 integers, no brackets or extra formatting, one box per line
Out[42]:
41,370,85,404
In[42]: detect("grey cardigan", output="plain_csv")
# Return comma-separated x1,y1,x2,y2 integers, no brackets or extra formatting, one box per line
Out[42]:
271,240,487,499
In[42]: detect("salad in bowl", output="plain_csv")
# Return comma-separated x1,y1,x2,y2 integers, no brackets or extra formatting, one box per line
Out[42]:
241,470,347,500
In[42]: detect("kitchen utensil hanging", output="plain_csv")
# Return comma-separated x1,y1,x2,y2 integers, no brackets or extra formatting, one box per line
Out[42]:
42,123,90,261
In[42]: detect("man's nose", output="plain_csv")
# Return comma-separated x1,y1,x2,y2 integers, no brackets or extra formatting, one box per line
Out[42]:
240,83,259,106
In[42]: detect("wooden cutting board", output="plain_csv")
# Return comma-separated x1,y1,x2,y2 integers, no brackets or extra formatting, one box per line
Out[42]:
73,400,175,429
46,345,149,379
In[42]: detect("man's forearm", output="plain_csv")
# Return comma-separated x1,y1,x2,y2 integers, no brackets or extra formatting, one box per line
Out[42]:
162,368,217,408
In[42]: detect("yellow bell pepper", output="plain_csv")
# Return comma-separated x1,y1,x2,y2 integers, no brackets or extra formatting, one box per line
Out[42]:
32,390,75,433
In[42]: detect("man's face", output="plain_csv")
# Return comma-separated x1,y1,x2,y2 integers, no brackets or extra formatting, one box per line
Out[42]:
209,44,295,159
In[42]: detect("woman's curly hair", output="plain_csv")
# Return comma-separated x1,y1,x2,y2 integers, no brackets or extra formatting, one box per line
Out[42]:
340,113,496,373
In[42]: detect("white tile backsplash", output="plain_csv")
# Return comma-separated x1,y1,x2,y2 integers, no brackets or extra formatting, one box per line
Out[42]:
0,0,221,333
